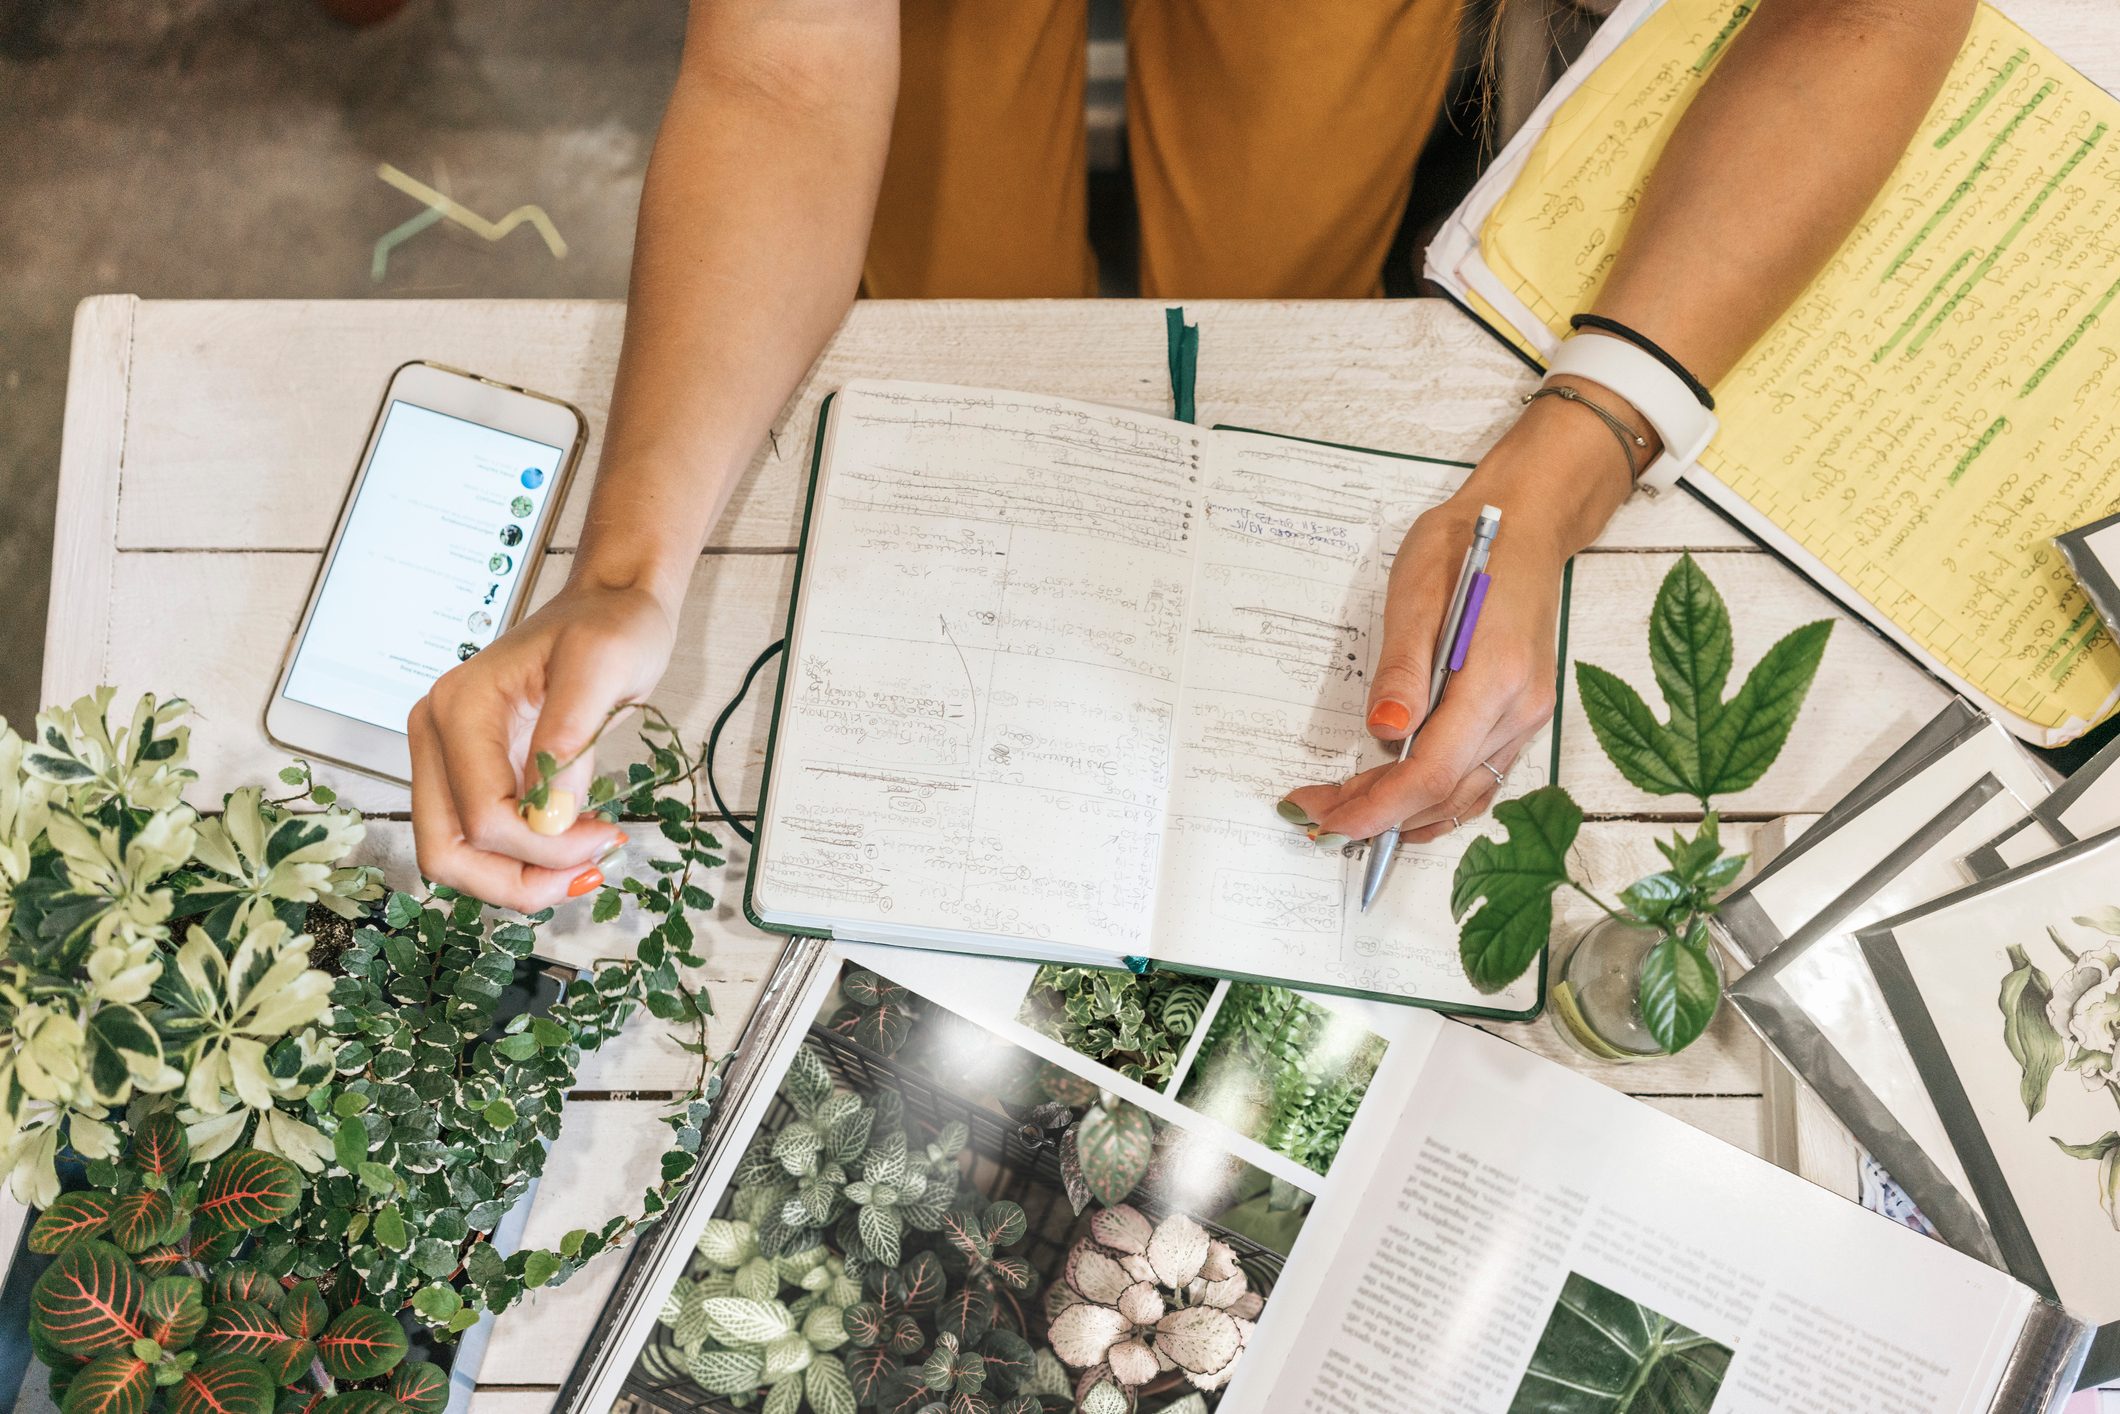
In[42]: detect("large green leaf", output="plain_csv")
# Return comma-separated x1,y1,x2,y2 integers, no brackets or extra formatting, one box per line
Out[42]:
196,1151,301,1233
388,1360,450,1414
1576,554,1831,804
1071,1103,1153,1207
1638,926,1721,1054
128,1112,191,1181
32,1241,145,1358
141,1276,207,1350
199,1301,290,1360
316,1305,408,1381
31,1193,118,1256
60,1350,153,1414
276,1281,329,1341
1696,620,1833,796
1451,786,1582,993
1647,554,1732,755
172,1356,275,1414
2000,944,2064,1119
1509,1273,1731,1412
106,1192,180,1254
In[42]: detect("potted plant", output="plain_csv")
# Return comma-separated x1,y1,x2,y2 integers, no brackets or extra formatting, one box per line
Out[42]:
1450,555,1833,1055
0,688,725,1413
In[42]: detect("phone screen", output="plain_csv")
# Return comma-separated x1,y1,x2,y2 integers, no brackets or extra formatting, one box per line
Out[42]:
283,399,566,734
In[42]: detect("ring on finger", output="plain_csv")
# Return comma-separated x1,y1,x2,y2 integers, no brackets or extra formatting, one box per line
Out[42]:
1480,759,1506,787
1449,815,1462,831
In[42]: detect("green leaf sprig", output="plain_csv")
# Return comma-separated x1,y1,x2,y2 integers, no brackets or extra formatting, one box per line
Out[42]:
1451,555,1831,1053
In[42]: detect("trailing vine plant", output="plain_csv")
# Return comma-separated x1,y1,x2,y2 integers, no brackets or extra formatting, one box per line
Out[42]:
1,689,736,1414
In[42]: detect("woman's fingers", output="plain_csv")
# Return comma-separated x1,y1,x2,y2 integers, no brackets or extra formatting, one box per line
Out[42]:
409,700,587,914
426,661,619,872
1310,699,1488,842
1365,509,1467,739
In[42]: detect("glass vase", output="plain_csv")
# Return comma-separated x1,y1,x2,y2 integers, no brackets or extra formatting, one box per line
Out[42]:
1550,915,1724,1061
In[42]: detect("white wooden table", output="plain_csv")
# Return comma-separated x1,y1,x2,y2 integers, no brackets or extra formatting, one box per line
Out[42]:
42,292,1951,1409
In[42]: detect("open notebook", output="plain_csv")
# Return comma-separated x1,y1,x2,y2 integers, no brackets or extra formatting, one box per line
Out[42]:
1425,0,2120,746
558,940,2093,1414
745,381,1563,1018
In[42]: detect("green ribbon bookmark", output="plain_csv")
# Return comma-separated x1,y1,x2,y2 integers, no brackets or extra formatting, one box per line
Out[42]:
1165,306,1199,424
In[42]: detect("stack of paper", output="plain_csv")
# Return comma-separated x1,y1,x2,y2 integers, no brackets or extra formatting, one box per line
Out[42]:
1426,0,2120,745
1722,703,2120,1348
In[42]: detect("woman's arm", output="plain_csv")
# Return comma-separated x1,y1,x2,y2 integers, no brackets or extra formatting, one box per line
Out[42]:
1288,0,1976,844
410,0,898,911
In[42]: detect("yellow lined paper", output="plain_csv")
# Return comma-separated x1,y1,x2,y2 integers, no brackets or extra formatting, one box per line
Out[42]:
1481,0,2120,736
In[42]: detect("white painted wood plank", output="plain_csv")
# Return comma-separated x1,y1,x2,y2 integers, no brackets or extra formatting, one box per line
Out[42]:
41,294,135,706
2010,0,2120,97
480,1101,671,1386
1642,1095,1763,1157
99,545,1940,820
106,299,1743,555
467,1394,557,1414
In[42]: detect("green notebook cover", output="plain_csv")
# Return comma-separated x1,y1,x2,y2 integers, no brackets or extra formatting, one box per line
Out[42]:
743,394,1570,1022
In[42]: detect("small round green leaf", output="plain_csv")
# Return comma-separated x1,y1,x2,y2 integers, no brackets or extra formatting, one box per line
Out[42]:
1639,930,1722,1054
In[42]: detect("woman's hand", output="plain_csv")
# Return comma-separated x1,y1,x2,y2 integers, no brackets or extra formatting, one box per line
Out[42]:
408,579,677,913
1281,383,1642,845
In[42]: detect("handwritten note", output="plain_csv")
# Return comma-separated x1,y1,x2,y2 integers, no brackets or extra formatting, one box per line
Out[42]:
756,384,1197,950
754,384,1552,1008
1151,431,1549,1012
1480,0,2120,738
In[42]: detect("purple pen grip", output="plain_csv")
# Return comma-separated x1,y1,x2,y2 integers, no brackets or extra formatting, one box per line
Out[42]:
1448,573,1491,671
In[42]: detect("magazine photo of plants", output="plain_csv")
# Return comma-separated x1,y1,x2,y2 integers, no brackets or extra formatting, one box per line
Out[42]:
1016,968,1212,1092
621,960,1309,1414
1173,985,1384,1178
1506,1273,1732,1413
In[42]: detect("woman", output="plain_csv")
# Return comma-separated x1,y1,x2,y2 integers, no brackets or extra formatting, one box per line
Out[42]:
407,0,1975,910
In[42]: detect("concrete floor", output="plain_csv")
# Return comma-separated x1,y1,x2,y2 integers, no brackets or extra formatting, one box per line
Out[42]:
0,0,686,727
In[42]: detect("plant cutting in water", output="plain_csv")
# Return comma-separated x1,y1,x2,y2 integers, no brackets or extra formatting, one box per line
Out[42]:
1450,555,1831,1052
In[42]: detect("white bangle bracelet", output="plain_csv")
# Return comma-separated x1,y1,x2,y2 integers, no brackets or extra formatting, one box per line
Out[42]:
1545,332,1720,495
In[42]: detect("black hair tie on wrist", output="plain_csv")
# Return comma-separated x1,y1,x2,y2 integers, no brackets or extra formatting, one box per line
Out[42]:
1568,313,1715,411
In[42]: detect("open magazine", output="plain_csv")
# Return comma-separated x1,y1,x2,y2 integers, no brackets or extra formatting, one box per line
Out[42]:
557,941,2088,1414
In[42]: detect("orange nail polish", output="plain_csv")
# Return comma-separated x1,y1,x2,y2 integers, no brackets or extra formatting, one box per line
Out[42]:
1368,700,1411,734
567,868,603,898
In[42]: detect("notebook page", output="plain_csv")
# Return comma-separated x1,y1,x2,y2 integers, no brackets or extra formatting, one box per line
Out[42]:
752,382,1200,953
1477,0,2120,740
1147,429,1550,1011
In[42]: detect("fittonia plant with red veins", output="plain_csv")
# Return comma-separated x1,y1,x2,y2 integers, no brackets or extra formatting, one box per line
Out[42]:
1045,1206,1261,1410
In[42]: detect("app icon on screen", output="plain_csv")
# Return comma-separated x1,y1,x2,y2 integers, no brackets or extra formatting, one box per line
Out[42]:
498,524,524,548
456,642,480,661
510,496,534,517
489,552,514,575
482,584,499,605
521,467,545,490
466,610,494,634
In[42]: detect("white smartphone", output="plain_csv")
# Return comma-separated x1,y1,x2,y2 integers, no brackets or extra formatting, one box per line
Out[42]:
266,361,587,783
